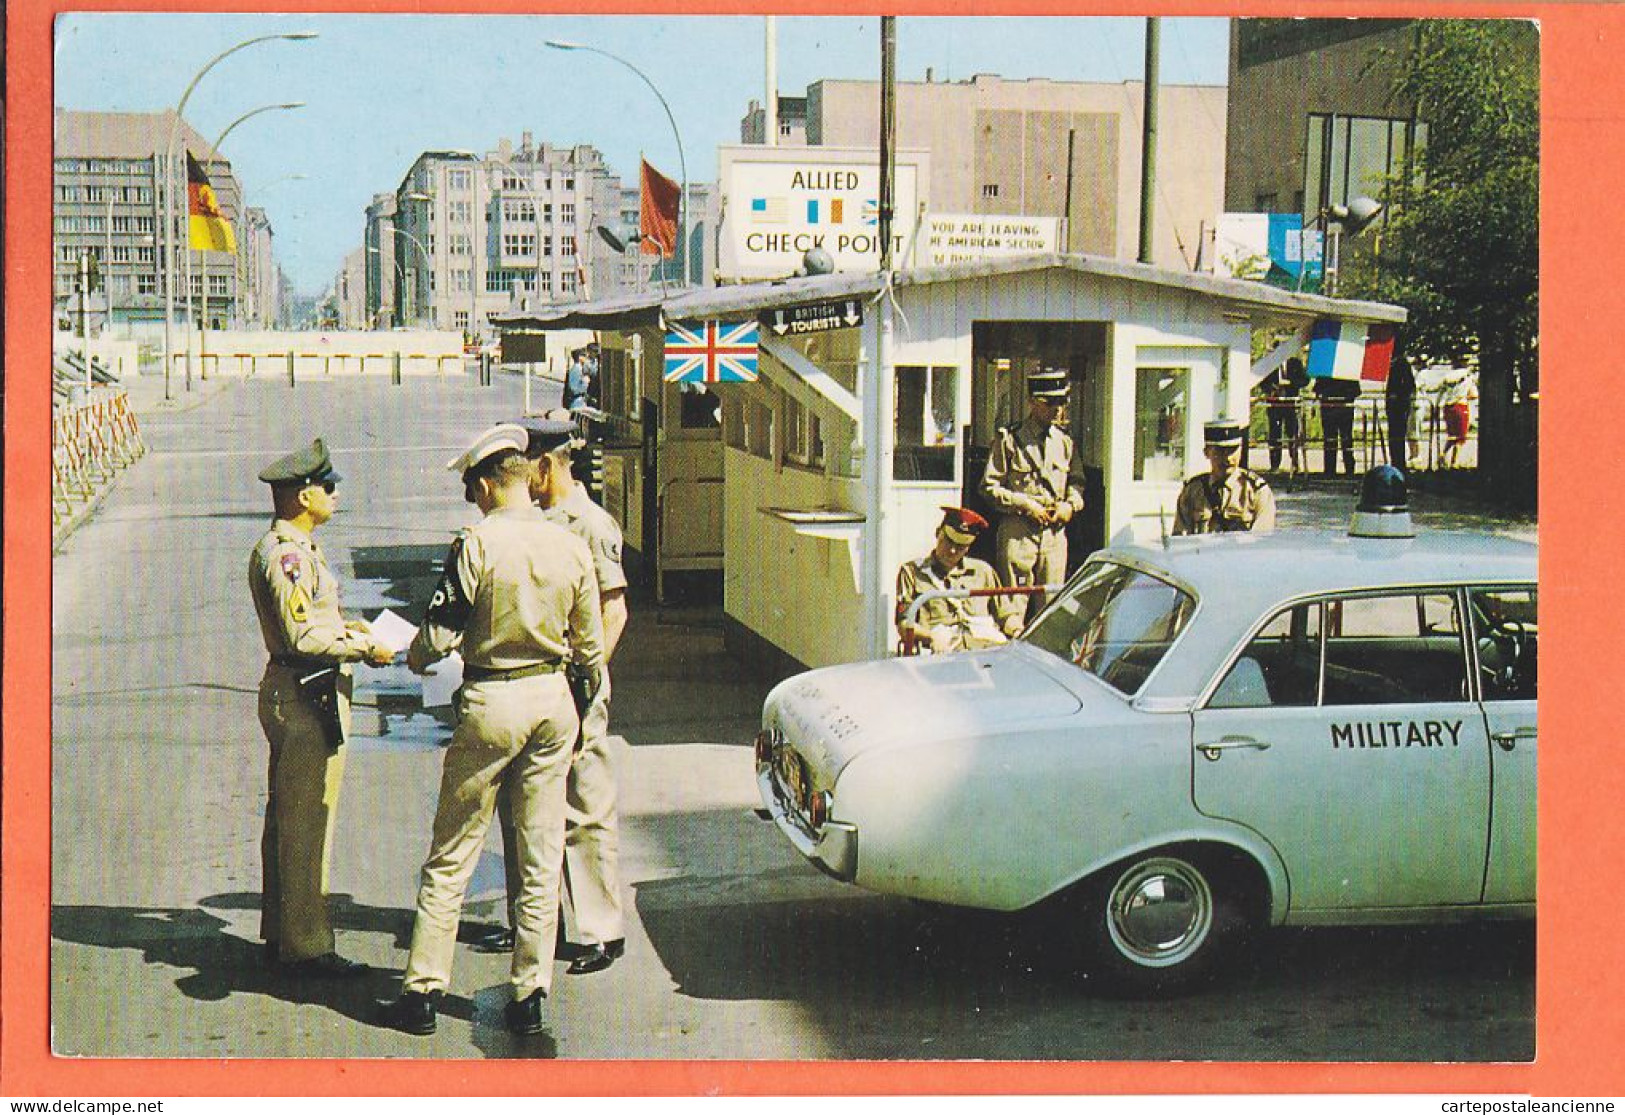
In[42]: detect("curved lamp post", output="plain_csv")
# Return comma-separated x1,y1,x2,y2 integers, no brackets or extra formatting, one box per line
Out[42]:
193,102,305,377
546,39,689,288
483,154,547,314
161,30,317,399
387,226,434,327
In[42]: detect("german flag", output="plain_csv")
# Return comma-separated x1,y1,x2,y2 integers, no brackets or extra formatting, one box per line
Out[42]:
187,151,236,253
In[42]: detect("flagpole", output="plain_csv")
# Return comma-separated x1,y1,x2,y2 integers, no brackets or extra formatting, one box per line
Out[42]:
161,30,316,400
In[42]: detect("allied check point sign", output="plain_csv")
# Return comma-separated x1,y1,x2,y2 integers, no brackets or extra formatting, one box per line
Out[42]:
663,319,760,383
761,299,864,337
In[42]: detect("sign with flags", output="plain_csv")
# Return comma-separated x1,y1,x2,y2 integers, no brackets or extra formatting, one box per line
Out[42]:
1306,319,1396,383
664,320,760,383
640,158,680,259
186,151,235,253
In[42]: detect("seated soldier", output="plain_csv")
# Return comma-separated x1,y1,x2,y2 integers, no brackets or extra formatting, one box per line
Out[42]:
896,507,1022,654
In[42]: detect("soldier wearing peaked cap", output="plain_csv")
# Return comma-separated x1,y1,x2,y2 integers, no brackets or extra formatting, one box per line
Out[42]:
248,439,395,979
382,424,605,1038
980,370,1087,628
1173,420,1277,535
896,507,1021,655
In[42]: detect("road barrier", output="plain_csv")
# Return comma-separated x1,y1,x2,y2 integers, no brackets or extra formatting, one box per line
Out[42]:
53,388,146,545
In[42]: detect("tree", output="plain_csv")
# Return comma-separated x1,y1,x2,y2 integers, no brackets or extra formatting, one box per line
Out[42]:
1344,20,1539,500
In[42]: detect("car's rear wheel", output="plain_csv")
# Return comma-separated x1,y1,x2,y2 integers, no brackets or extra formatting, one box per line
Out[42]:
1082,851,1247,995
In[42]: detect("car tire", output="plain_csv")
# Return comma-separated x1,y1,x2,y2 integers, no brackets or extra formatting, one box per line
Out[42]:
1081,851,1247,996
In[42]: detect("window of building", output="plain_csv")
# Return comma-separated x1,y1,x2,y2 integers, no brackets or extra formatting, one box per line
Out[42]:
137,274,158,295
452,268,471,293
85,215,105,233
779,122,794,137
502,232,536,258
123,186,152,203
1133,366,1188,482
189,275,203,297
536,271,552,294
486,269,515,294
560,271,577,293
448,233,471,256
55,185,76,202
209,274,229,296
503,198,535,223
1302,113,1427,222
1255,191,1279,211
112,245,132,263
448,199,472,223
85,186,112,203
745,395,774,459
541,238,553,257
57,245,78,264
502,172,527,191
560,203,575,226
540,203,553,223
447,168,472,190
560,237,576,258
981,183,1000,199
562,177,574,191
677,383,723,431
454,310,469,329
136,246,155,264
894,364,958,482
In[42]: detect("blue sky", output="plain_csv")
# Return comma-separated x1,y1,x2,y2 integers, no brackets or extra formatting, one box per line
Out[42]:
54,13,1229,295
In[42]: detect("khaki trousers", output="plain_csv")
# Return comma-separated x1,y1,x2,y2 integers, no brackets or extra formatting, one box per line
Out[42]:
258,665,351,962
995,518,1068,620
499,672,623,946
403,672,577,999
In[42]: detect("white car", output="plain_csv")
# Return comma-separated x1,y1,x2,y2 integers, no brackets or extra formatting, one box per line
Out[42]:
756,511,1536,992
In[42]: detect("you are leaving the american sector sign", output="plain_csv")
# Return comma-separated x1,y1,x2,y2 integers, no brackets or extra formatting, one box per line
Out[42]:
923,214,1059,265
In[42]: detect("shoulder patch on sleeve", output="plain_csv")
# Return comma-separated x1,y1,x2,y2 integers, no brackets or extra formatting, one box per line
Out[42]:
279,551,304,583
422,537,473,630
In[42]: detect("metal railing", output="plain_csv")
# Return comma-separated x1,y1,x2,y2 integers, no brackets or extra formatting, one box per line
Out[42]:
1248,395,1478,479
53,388,146,544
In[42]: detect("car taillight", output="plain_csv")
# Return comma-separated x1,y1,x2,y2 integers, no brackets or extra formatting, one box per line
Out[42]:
808,790,833,828
754,727,782,764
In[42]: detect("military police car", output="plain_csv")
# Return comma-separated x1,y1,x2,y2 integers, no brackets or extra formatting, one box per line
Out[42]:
755,484,1536,992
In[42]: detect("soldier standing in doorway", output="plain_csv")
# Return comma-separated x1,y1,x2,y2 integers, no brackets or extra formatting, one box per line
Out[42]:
980,369,1086,631
1173,420,1277,535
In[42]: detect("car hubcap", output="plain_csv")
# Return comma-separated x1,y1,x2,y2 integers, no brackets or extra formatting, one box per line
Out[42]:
1106,857,1214,968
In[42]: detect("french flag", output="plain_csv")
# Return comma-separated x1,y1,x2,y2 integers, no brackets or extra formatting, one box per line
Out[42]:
1307,319,1396,383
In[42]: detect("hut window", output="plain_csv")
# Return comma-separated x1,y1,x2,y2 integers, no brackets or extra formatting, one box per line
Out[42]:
895,364,958,482
1133,366,1189,482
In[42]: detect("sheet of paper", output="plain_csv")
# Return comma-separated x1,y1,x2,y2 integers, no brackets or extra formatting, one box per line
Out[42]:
367,608,418,654
419,651,464,708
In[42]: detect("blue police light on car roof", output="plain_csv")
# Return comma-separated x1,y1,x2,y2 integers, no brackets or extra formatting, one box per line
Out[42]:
1350,464,1415,539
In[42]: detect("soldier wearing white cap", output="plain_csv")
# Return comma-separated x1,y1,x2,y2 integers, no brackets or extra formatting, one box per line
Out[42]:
249,439,395,978
381,424,605,1038
1173,420,1277,535
471,416,632,975
980,370,1087,626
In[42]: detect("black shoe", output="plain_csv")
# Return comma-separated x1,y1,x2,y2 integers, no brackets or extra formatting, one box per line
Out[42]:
466,925,515,954
566,938,625,975
379,990,438,1035
280,952,368,979
504,990,547,1036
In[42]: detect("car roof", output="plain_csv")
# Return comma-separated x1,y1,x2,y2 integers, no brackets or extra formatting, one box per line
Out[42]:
1089,528,1537,706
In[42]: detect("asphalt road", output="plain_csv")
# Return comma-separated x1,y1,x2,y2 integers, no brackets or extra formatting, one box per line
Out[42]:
48,371,1534,1061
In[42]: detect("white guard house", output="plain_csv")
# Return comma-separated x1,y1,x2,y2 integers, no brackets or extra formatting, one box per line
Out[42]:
492,253,1405,675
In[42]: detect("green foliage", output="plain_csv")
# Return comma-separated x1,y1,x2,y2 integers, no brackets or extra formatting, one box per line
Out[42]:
1342,21,1539,379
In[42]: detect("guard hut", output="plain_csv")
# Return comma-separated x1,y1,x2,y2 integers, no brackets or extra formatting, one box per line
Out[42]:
492,253,1405,675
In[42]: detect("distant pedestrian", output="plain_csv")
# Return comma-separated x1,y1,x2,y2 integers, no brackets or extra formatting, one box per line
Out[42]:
564,349,591,410
249,439,394,979
1172,420,1276,535
1314,376,1361,476
1439,371,1478,469
380,424,604,1038
1384,355,1417,474
1259,357,1308,473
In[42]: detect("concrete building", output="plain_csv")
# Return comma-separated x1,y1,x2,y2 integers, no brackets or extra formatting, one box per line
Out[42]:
334,246,368,329
740,95,809,145
53,109,267,336
363,192,399,328
739,74,1228,271
239,207,280,329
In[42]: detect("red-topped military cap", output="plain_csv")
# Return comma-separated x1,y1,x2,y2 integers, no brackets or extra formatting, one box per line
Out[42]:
937,506,990,545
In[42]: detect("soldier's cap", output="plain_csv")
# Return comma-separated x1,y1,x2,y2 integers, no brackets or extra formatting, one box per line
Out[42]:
517,415,585,458
446,423,529,478
1203,419,1247,449
258,439,341,488
1027,370,1070,400
937,506,990,546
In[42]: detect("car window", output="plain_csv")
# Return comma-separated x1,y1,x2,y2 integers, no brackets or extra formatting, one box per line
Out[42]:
1469,587,1537,701
1022,560,1196,695
1209,603,1322,709
1322,592,1467,705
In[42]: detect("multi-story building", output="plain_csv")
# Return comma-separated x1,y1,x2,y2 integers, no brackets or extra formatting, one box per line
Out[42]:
363,192,399,328
739,73,1228,270
333,246,368,329
239,207,279,329
740,95,809,145
53,109,260,335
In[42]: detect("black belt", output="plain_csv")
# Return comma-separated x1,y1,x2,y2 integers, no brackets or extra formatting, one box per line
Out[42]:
270,654,330,671
463,660,563,682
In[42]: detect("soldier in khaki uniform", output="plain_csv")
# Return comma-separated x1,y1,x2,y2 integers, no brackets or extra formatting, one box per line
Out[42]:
980,370,1087,626
473,417,631,975
896,507,1021,654
249,439,394,977
381,425,605,1038
1173,420,1277,535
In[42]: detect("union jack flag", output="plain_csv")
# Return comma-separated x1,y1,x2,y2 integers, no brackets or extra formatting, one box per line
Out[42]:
663,319,760,383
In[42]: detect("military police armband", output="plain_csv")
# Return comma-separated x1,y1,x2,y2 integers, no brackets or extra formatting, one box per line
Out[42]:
422,538,474,631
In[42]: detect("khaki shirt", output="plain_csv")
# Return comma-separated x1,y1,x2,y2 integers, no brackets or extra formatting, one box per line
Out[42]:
981,417,1086,526
410,505,604,672
542,485,627,595
1173,469,1276,535
895,554,1009,651
248,520,375,663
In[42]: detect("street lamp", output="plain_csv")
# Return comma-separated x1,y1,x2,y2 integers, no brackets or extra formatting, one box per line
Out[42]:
160,29,317,399
384,226,432,326
546,38,689,288
195,102,305,376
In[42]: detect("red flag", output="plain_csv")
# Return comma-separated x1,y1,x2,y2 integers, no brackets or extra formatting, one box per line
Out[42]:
639,158,679,258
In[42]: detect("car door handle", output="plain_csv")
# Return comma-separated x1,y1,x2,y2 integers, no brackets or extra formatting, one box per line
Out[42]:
1490,727,1537,751
1197,735,1272,761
